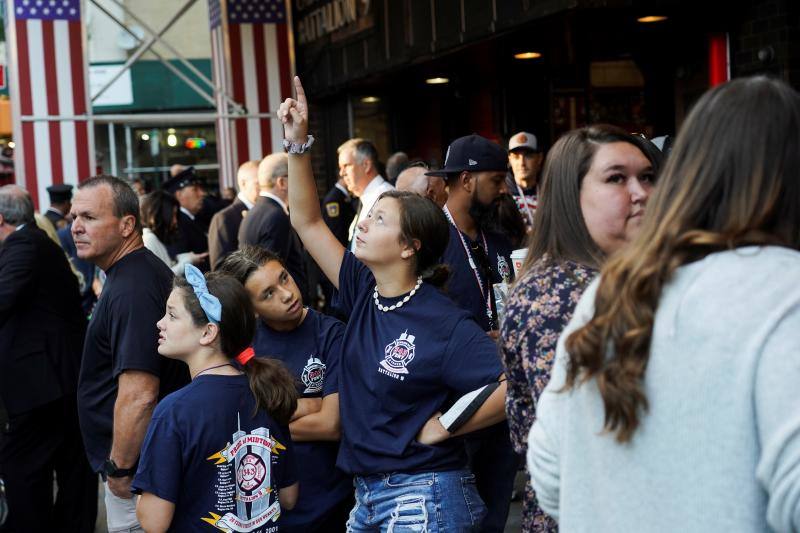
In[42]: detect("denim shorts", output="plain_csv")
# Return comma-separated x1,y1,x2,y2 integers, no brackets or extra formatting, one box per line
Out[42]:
346,469,486,532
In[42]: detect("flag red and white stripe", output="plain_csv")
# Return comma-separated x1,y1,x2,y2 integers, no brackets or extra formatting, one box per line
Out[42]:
7,0,92,210
210,0,292,188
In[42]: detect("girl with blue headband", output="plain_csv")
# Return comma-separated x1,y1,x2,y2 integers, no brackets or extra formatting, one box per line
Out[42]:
132,265,299,532
277,77,508,531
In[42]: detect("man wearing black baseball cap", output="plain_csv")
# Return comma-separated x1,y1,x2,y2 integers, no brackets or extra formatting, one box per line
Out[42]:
162,167,210,271
428,134,518,533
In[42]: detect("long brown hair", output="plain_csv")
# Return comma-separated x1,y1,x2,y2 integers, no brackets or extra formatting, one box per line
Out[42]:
564,76,800,442
522,124,663,274
175,272,297,424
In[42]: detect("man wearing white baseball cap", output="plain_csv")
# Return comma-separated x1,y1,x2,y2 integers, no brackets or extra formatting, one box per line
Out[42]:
507,131,543,227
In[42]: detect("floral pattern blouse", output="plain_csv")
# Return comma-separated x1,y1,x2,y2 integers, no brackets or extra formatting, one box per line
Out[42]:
500,256,596,531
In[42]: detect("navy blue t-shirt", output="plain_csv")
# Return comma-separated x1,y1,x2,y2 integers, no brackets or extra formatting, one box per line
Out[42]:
252,309,351,528
441,225,514,331
133,374,296,532
77,247,189,471
333,251,503,475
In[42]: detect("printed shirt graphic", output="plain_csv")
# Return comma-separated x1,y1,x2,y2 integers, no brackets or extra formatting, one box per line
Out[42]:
132,374,296,532
251,310,351,528
332,251,503,475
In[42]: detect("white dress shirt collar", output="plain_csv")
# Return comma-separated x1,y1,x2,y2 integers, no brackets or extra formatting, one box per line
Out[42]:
260,191,289,215
179,206,195,221
237,192,255,210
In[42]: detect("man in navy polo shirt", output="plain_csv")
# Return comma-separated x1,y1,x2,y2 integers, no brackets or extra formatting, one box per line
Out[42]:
427,135,518,533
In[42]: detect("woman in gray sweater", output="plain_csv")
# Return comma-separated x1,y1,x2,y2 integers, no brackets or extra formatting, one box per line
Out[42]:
528,76,800,532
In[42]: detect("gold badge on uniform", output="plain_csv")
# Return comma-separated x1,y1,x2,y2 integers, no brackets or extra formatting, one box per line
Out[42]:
326,202,340,217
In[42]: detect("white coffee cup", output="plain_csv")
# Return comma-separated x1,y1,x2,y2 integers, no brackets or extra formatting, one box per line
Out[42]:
510,248,528,278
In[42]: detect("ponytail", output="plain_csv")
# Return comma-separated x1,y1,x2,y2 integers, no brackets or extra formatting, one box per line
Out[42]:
240,356,298,425
421,264,450,289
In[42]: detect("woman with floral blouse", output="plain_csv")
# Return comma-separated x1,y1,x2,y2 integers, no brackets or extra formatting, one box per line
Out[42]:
500,125,662,531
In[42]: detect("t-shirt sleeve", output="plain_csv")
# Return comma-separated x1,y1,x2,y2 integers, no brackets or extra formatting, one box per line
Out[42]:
109,286,166,378
131,406,183,502
275,426,298,488
320,318,345,396
332,250,374,316
441,317,503,395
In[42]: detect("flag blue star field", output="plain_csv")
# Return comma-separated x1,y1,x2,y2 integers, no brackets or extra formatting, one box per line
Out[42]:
10,0,91,210
209,0,291,175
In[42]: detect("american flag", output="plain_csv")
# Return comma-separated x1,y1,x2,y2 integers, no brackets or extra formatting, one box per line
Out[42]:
8,0,92,210
210,0,292,187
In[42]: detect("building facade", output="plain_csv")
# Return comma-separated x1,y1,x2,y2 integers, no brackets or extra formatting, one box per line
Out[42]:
292,0,800,187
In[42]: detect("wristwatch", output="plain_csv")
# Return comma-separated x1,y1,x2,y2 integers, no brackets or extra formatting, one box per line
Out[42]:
283,134,315,154
103,458,137,478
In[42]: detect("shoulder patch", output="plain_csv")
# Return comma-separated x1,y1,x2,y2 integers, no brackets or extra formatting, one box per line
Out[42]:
326,202,340,217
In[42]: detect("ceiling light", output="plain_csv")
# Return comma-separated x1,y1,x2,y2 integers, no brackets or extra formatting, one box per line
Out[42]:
167,134,178,147
425,77,449,85
514,52,542,60
167,127,176,134
7,141,15,149
637,15,668,23
361,96,380,104
141,133,150,141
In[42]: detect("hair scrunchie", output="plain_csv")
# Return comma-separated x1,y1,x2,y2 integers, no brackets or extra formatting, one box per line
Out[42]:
236,347,255,366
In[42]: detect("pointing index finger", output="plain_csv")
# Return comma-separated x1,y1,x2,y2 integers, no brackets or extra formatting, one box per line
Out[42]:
293,76,307,106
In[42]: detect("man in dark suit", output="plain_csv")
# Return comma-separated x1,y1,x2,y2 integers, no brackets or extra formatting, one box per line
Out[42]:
162,167,210,271
208,160,259,270
321,177,358,247
239,153,310,302
0,185,97,532
58,224,97,317
43,183,73,231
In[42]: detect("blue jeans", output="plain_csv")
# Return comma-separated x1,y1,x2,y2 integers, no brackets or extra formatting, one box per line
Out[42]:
346,469,486,532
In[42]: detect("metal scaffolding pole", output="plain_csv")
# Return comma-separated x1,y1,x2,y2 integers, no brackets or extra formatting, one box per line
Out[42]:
108,123,117,177
125,125,133,180
106,0,243,113
89,0,217,108
91,0,199,103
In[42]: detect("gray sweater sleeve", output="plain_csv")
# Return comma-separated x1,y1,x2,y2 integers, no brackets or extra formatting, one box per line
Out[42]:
754,298,800,532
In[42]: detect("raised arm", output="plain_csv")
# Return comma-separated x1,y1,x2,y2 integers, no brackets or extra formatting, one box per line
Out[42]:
279,76,345,289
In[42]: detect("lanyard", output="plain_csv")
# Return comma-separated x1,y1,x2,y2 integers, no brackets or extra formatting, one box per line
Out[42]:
443,205,495,329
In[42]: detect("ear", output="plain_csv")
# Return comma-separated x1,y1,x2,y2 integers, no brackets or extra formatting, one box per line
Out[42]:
361,157,373,174
119,214,137,238
276,175,289,190
460,171,475,194
199,322,220,347
399,238,420,260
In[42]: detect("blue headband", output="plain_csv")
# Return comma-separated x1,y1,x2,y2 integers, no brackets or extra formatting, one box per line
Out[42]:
184,264,221,324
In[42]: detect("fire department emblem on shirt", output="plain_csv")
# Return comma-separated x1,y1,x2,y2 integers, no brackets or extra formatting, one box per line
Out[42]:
301,356,326,394
497,254,511,282
379,330,416,377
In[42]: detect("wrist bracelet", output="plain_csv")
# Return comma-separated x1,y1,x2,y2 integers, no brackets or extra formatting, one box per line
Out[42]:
283,134,315,154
